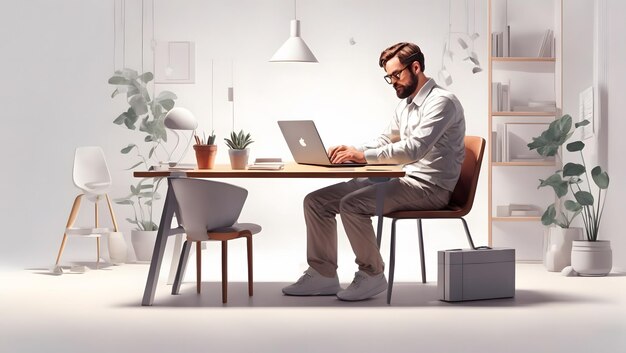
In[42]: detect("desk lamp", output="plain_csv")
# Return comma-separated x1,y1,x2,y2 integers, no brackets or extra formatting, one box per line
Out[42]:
164,107,198,167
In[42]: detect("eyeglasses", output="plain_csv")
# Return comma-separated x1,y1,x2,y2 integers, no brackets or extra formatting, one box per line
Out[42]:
383,63,411,84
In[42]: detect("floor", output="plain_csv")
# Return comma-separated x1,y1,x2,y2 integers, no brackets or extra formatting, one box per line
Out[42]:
2,263,625,353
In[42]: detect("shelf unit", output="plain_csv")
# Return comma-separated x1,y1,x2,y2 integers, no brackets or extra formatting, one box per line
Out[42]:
488,0,562,261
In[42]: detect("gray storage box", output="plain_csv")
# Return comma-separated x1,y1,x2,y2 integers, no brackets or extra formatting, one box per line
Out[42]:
438,248,515,302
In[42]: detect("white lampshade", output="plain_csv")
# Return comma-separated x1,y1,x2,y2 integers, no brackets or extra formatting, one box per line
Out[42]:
270,20,318,63
164,107,198,130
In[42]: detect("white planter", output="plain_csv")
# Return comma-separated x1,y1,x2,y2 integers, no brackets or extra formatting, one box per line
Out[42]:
544,227,582,272
571,240,612,276
228,149,250,170
131,230,157,262
107,231,127,265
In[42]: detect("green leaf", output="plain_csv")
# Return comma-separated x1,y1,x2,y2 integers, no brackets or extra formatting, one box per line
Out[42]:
148,146,156,159
129,94,148,116
574,191,594,206
156,91,177,101
145,135,153,142
541,204,556,226
131,185,138,194
575,119,590,128
125,218,139,225
120,144,136,154
138,72,154,83
138,184,153,190
562,162,585,177
564,200,582,212
538,173,569,198
119,68,139,79
159,99,175,111
591,166,609,189
113,112,128,125
114,200,134,205
108,76,131,85
566,141,585,152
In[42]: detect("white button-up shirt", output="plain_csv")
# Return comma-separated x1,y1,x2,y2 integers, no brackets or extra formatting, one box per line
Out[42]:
358,78,465,191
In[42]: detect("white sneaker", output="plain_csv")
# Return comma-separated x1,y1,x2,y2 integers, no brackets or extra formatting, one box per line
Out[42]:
282,267,342,296
336,270,387,301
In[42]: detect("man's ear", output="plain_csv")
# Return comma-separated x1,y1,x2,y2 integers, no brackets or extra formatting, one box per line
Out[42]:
412,61,421,74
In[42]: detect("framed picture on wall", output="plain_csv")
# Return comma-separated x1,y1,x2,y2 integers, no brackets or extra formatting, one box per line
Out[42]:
154,41,196,84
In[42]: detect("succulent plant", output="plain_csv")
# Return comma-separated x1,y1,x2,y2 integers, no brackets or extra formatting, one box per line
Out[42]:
224,130,254,150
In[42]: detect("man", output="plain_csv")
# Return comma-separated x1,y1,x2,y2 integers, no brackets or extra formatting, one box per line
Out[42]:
282,42,466,301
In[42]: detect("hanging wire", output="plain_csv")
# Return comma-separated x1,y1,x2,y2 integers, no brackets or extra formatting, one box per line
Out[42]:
211,60,214,131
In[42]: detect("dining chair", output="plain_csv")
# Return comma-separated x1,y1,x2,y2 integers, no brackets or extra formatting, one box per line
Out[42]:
55,146,119,270
383,136,486,304
169,178,261,303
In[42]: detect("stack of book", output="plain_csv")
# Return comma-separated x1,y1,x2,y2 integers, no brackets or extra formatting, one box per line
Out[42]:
512,100,556,113
491,26,510,57
248,158,284,170
491,82,510,112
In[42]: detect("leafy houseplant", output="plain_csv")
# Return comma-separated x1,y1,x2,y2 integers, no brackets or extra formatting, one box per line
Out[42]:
528,114,610,241
108,69,178,231
224,130,254,170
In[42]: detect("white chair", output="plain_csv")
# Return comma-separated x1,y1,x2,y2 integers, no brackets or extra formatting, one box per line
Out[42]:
170,178,261,303
55,146,119,269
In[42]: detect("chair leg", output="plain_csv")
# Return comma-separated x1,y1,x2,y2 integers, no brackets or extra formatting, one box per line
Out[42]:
96,237,101,269
172,240,192,295
246,235,253,297
55,194,83,266
460,218,476,249
221,241,228,303
387,219,398,305
196,242,202,294
376,216,384,249
417,219,426,284
104,194,119,232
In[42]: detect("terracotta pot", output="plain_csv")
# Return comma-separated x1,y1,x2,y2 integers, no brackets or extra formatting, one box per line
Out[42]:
193,144,218,169
228,149,250,170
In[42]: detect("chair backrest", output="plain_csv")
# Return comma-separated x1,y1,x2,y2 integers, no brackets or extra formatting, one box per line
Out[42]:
448,136,486,214
73,146,112,192
171,178,248,241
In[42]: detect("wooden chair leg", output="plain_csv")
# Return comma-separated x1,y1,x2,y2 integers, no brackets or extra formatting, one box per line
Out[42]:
105,194,119,232
55,194,83,265
222,241,228,303
96,237,101,269
246,235,253,297
196,242,202,294
417,219,426,283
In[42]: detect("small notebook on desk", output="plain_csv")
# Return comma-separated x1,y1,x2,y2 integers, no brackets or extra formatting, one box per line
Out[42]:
248,158,284,170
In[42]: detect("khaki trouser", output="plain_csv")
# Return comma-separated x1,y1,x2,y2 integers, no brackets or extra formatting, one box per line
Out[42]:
304,176,452,277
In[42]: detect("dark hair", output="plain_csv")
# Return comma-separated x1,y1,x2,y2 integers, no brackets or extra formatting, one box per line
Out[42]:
379,42,425,72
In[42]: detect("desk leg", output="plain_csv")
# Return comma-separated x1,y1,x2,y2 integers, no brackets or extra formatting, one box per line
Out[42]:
142,178,177,306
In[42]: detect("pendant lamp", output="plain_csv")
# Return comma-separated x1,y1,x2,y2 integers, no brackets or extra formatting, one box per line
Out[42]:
270,0,318,63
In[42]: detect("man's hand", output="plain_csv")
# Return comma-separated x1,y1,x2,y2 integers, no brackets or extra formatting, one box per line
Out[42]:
328,145,366,164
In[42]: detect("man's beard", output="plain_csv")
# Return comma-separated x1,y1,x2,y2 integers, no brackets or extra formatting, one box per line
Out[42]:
393,72,419,99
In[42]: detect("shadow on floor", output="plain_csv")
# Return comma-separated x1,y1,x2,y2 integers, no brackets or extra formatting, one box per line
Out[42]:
119,281,600,309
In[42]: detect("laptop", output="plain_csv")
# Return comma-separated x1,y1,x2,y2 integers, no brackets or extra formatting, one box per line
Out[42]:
278,120,373,167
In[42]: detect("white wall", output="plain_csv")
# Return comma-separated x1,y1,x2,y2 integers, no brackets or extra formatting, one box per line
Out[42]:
601,0,626,272
2,0,487,282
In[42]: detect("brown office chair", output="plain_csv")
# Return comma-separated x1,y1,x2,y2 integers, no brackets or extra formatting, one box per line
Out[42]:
384,135,485,304
169,178,261,303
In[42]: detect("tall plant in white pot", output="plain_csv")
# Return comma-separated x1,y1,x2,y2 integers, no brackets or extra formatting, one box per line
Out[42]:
108,69,178,261
528,114,611,276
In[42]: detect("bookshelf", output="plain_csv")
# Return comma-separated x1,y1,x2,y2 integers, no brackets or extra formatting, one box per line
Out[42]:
488,0,562,261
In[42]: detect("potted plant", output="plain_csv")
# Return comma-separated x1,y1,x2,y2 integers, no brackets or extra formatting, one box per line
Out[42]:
224,130,254,170
528,114,611,276
108,68,178,261
193,131,217,169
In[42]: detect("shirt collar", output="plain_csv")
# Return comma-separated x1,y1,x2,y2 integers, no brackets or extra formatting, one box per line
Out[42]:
407,78,436,107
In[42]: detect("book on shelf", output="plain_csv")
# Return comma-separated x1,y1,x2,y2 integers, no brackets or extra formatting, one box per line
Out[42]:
247,158,284,170
491,27,510,57
491,82,510,112
512,105,557,112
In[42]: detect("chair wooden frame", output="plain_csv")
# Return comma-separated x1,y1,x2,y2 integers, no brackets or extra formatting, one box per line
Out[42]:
383,136,486,304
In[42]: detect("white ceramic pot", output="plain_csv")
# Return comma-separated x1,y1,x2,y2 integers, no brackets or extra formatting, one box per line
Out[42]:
107,231,127,265
228,149,249,170
131,230,158,262
544,227,582,272
571,240,612,276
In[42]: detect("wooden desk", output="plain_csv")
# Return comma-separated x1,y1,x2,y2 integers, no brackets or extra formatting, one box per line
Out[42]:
136,163,405,306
